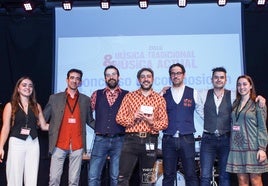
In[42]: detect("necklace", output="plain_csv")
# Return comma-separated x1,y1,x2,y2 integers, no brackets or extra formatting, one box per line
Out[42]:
19,100,28,109
213,91,224,99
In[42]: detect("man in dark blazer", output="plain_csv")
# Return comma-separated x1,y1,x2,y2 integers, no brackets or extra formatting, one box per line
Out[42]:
43,68,94,186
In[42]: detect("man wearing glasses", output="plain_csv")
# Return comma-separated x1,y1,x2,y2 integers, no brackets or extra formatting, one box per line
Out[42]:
160,63,203,186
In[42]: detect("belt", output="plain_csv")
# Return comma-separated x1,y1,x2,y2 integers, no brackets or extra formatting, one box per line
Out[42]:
127,132,158,138
203,131,230,137
163,133,193,138
96,133,125,138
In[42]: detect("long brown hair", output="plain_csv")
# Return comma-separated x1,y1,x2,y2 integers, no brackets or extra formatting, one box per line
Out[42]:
233,75,256,109
10,76,39,126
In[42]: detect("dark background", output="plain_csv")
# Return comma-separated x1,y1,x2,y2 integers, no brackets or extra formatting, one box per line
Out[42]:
0,1,268,185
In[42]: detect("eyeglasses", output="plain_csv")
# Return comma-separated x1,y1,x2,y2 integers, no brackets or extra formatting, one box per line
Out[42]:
170,72,184,76
105,72,118,78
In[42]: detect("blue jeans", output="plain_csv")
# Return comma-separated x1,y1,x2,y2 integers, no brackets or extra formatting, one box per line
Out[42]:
162,134,199,186
200,132,230,186
49,147,83,186
88,135,124,186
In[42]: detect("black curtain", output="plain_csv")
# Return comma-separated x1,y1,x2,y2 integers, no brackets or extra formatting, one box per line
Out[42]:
0,12,53,186
244,9,268,99
0,13,53,107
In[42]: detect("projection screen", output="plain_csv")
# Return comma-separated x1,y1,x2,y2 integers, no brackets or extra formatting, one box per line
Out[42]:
55,2,244,151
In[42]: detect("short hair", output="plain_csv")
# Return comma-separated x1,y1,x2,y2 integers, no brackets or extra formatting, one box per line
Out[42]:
212,67,226,76
137,68,154,79
67,69,83,80
104,65,120,77
168,63,186,75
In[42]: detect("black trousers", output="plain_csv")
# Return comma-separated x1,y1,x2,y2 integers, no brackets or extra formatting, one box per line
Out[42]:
118,134,158,186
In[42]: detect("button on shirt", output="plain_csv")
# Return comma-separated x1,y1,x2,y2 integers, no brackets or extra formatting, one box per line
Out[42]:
200,89,235,134
116,89,168,134
91,86,122,110
171,85,204,119
200,89,235,115
56,91,82,151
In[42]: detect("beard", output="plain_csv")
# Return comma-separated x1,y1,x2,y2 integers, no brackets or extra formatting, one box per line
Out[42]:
106,79,118,89
141,81,152,91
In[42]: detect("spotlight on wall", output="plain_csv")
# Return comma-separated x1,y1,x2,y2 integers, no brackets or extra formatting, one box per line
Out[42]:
177,0,187,7
256,0,266,5
23,1,33,11
218,0,227,6
139,0,148,9
100,0,110,10
62,1,72,11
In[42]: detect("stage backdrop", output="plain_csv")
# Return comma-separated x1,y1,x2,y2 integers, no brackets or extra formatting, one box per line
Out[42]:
54,3,244,151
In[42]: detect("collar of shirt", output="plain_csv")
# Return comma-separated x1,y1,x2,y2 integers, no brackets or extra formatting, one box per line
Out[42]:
171,84,185,104
137,88,155,97
102,86,122,94
65,88,79,98
104,86,122,106
214,92,224,114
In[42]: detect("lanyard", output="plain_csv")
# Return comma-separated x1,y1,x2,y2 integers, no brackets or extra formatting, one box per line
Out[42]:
235,99,249,122
25,114,29,128
66,94,79,115
19,101,29,128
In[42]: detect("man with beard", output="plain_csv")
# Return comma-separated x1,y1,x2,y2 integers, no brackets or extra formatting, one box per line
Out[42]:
88,65,128,186
116,67,168,186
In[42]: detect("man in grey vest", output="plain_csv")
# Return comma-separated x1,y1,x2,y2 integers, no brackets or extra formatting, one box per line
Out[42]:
200,67,265,186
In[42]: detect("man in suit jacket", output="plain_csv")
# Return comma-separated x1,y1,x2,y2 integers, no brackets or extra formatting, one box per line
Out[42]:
43,68,94,186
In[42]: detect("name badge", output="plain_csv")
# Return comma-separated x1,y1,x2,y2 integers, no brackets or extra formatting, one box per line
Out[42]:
233,125,240,131
68,118,76,124
20,127,31,135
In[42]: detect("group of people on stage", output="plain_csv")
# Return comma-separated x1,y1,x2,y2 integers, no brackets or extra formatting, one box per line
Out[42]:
0,63,267,186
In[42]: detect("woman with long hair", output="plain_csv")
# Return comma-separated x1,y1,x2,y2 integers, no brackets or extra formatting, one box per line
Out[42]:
0,76,49,186
226,75,268,186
